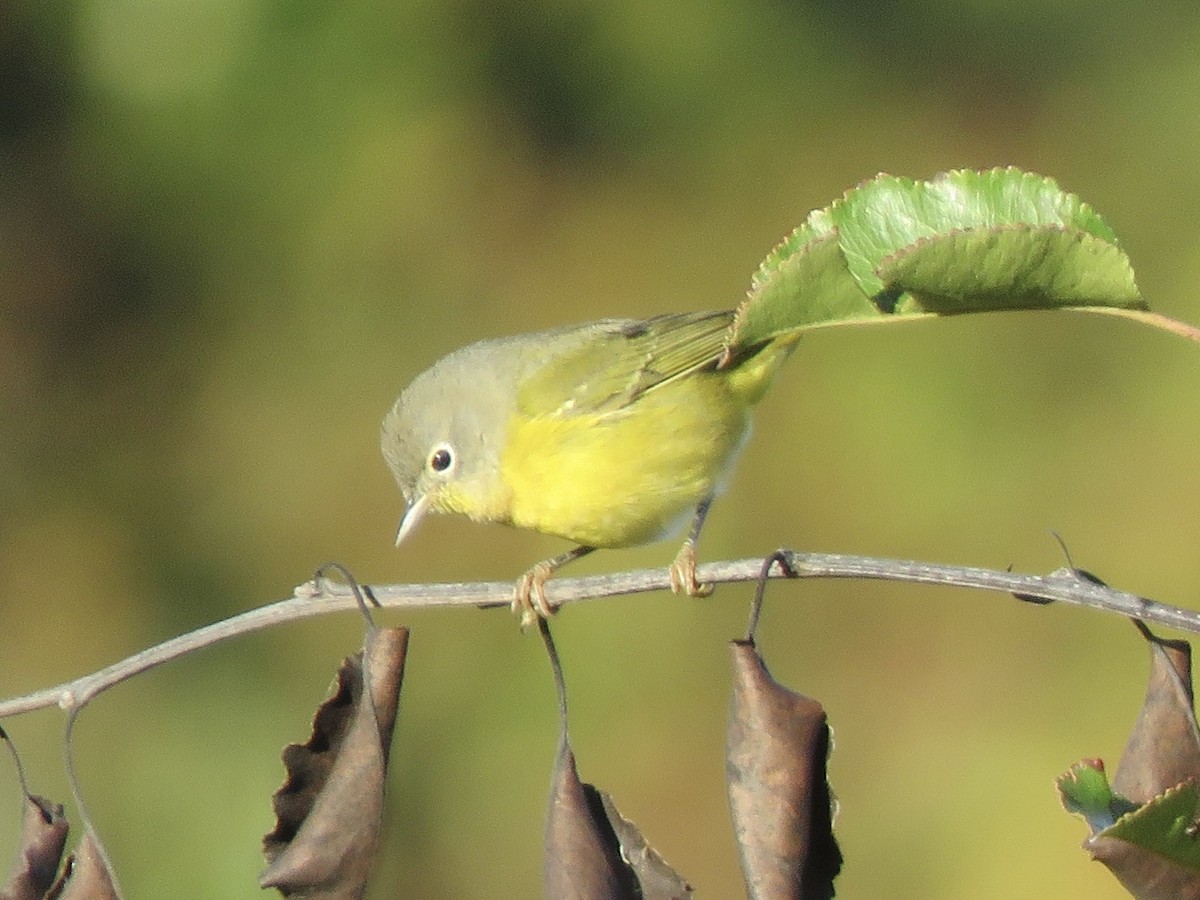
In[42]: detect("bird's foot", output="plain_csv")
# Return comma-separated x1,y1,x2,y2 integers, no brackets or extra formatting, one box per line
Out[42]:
669,541,713,597
513,561,557,630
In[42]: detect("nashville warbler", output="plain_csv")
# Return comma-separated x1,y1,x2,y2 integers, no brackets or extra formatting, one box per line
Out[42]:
381,309,799,625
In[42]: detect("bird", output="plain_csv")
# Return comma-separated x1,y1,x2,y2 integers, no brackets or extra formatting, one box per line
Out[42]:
381,309,800,626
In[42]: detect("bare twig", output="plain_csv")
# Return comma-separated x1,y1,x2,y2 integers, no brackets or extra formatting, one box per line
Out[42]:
0,550,1196,720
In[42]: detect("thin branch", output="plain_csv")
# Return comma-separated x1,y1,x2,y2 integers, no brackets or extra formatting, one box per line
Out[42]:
1,550,1196,721
1089,305,1200,346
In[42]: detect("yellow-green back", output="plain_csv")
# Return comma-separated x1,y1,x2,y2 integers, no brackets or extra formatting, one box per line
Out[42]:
503,311,796,547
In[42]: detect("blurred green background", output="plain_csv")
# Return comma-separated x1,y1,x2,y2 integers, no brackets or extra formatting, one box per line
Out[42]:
3,1,1200,896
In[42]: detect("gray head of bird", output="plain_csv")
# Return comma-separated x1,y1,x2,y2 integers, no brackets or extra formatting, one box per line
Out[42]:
380,340,522,545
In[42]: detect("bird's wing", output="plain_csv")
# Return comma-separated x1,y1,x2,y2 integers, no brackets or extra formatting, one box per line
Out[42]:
517,310,735,417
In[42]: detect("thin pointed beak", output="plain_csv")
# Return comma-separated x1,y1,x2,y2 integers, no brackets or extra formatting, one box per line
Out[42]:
395,492,431,546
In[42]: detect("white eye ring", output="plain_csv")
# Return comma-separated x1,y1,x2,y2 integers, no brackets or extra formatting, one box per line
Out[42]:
428,443,455,475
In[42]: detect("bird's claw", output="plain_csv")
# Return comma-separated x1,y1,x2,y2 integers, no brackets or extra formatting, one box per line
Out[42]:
669,541,713,597
514,561,557,629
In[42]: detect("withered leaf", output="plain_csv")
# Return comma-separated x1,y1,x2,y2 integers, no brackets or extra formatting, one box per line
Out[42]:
261,626,409,899
727,640,841,900
0,794,68,900
44,828,121,900
1088,833,1200,900
1113,627,1200,805
1086,780,1200,900
1059,625,1200,897
596,791,692,899
545,737,639,900
544,736,692,900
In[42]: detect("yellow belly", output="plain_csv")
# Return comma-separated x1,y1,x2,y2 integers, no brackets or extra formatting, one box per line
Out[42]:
500,371,752,548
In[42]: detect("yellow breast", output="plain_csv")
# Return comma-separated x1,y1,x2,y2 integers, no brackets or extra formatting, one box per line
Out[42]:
500,370,752,548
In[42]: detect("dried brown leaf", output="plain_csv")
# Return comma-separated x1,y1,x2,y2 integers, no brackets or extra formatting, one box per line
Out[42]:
727,640,841,900
1087,831,1200,900
596,791,692,899
1076,626,1200,898
1114,628,1200,804
545,738,639,900
1,794,68,900
45,829,121,900
261,626,409,899
544,735,691,899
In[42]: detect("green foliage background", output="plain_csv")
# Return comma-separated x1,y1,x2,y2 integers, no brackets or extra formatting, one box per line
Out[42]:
3,2,1200,897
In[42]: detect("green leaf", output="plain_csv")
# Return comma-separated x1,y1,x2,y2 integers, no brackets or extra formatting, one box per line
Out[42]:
879,226,1141,314
726,167,1148,353
733,229,879,345
1057,758,1139,835
1057,763,1200,872
1104,780,1200,872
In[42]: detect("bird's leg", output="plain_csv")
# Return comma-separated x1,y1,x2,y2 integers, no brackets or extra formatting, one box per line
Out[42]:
669,496,715,597
514,545,596,628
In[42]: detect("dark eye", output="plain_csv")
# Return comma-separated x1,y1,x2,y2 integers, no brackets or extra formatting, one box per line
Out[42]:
429,446,453,472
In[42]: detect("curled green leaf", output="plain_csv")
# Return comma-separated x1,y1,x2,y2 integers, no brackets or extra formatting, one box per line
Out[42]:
727,167,1147,354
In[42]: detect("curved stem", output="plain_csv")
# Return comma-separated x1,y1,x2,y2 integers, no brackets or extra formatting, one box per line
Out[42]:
0,550,1194,720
